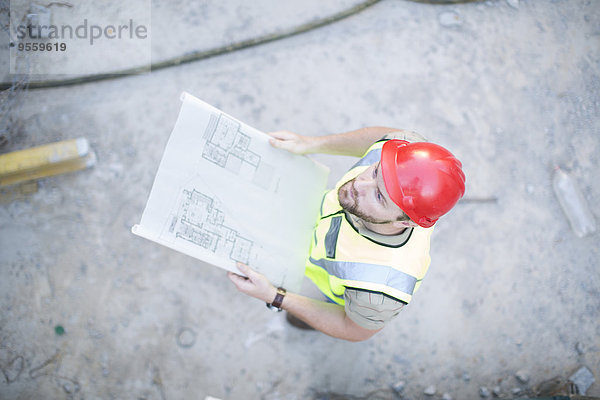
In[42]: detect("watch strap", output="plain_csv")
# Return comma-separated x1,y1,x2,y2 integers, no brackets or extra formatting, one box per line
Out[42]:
271,287,286,309
266,287,286,311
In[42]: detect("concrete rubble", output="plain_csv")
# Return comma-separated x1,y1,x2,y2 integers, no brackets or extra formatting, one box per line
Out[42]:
479,386,490,398
515,370,530,384
424,385,437,396
570,366,596,395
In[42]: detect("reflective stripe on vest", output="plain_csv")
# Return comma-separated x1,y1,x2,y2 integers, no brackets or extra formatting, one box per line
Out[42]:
350,147,382,169
308,256,419,297
324,216,342,258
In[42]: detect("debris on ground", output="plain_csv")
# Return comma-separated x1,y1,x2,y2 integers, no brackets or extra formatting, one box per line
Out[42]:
569,366,596,395
423,384,436,396
492,385,502,397
390,380,405,395
438,11,463,27
516,369,530,384
479,386,490,398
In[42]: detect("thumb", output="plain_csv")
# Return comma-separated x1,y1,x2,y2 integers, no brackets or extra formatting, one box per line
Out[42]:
267,130,295,140
236,262,254,278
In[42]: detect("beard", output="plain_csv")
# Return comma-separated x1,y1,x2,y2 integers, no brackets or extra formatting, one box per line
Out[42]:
337,179,390,224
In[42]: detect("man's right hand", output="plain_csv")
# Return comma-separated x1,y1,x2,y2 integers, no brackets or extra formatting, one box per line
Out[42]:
267,130,320,155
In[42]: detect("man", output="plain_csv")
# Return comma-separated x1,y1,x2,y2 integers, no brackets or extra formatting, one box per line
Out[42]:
228,127,465,342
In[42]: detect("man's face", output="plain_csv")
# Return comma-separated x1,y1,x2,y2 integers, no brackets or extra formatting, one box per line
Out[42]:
338,162,417,227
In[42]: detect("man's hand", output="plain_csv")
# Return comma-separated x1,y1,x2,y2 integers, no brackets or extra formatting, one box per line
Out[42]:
227,263,277,303
267,130,319,155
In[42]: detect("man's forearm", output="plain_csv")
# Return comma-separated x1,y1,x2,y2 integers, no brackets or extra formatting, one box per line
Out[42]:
227,263,379,342
310,126,404,157
281,292,380,342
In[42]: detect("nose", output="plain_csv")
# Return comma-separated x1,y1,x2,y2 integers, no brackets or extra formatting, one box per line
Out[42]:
353,176,376,196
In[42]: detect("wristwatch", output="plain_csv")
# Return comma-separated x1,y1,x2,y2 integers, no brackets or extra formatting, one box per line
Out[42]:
266,287,286,312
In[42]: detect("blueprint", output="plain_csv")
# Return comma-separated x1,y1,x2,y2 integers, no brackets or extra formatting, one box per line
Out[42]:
132,93,329,291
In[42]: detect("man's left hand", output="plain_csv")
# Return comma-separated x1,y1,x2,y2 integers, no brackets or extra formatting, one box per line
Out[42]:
227,263,278,303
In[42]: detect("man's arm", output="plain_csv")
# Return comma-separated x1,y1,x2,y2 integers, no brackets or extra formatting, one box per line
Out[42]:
268,127,413,157
227,263,380,342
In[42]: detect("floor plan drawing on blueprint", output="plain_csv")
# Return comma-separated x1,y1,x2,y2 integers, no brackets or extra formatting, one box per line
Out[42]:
132,93,329,291
201,112,274,190
171,188,253,265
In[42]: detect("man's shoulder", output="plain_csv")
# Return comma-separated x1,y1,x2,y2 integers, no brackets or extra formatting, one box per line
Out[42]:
381,130,428,143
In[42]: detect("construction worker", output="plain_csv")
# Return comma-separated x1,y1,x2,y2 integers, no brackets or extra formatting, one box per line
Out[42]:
228,127,465,342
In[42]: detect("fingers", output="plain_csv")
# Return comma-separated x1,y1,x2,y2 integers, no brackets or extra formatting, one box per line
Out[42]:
227,271,245,281
236,262,253,276
227,271,253,292
267,130,295,140
230,263,256,286
269,138,287,151
227,271,244,284
227,264,276,303
266,131,298,151
269,138,299,153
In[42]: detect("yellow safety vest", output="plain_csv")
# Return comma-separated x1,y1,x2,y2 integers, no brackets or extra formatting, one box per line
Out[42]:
305,140,433,305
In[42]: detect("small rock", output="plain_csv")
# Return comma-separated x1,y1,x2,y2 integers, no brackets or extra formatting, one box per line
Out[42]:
511,388,521,395
424,385,436,396
516,370,530,384
177,328,197,348
569,366,596,395
63,383,72,394
438,11,463,27
463,372,471,382
479,387,490,398
492,386,502,397
62,381,80,394
442,393,453,400
526,184,535,194
575,342,585,355
506,0,519,9
391,380,406,395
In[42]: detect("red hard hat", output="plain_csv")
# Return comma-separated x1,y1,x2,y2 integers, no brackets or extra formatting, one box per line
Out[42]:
380,140,465,228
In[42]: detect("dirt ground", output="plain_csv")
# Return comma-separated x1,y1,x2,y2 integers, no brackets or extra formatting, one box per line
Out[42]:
1,1,598,399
